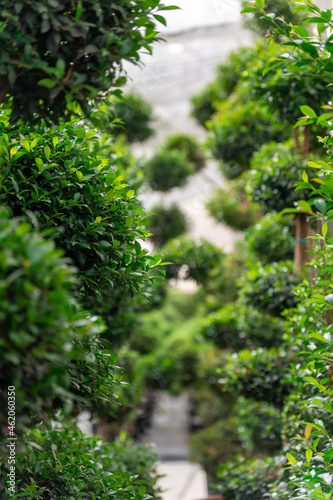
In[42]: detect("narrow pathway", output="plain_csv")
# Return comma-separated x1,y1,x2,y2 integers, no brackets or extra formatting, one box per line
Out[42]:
123,7,253,499
141,392,208,500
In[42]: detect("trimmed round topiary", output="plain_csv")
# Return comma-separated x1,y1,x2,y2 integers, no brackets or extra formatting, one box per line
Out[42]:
245,213,295,264
160,236,225,285
110,92,155,143
206,97,286,179
144,149,195,192
247,140,317,213
239,261,301,317
206,182,261,231
163,133,205,171
147,203,188,247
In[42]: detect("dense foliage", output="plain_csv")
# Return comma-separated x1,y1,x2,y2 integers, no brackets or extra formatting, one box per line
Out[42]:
247,140,318,213
244,213,294,264
110,92,155,143
207,98,285,179
147,203,188,247
0,0,176,123
241,0,300,36
0,210,117,433
0,423,161,499
163,133,205,171
206,181,261,230
144,149,195,191
160,236,225,285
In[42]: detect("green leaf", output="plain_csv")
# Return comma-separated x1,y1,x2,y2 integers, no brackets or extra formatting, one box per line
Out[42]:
76,128,86,139
38,78,57,89
300,105,317,119
256,0,264,9
241,6,259,13
159,5,180,10
127,190,135,198
298,200,314,214
21,140,30,152
44,146,51,159
35,158,44,171
314,198,327,214
76,171,83,181
302,170,308,183
293,26,309,38
287,453,297,465
322,222,328,237
306,448,313,463
125,216,134,227
138,485,146,496
86,130,97,139
153,14,166,26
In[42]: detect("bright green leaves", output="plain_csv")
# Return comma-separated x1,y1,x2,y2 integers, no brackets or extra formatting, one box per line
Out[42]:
1,0,173,123
0,118,165,346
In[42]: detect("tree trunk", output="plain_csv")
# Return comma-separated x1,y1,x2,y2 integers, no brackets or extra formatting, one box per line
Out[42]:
303,124,310,157
295,213,309,271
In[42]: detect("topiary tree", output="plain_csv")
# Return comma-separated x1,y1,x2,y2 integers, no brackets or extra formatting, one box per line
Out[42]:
160,236,225,286
239,261,301,317
207,97,287,179
0,209,117,435
206,180,261,230
146,203,188,247
0,0,176,123
0,115,163,344
216,456,285,500
109,92,155,143
244,213,295,264
201,302,285,350
247,140,320,213
191,40,269,127
144,149,195,192
163,133,205,171
217,348,292,408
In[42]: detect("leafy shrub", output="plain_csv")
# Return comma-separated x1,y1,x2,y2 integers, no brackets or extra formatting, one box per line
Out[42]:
235,306,285,349
147,203,188,247
1,422,161,499
163,133,205,171
247,140,318,213
0,0,169,123
207,98,286,179
191,41,269,126
142,342,200,394
239,261,301,317
201,303,285,350
206,182,261,230
0,210,117,433
110,92,155,143
216,456,285,500
189,419,244,481
241,0,301,37
96,136,145,192
201,303,242,350
0,117,162,343
218,348,292,408
245,213,295,264
234,398,283,454
160,236,225,285
144,149,195,191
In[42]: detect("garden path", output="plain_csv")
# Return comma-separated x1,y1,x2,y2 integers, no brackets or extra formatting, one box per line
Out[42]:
123,2,252,498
